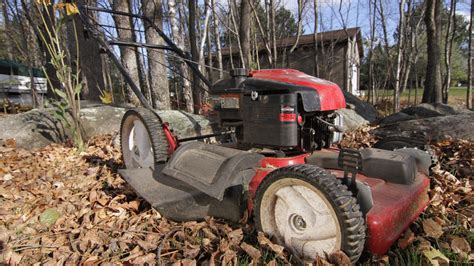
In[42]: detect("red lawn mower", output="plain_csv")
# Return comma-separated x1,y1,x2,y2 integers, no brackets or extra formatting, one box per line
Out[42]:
79,6,432,263
118,69,431,263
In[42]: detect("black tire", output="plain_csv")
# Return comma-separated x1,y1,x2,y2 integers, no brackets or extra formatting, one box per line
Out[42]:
253,164,366,263
374,136,425,150
120,108,170,168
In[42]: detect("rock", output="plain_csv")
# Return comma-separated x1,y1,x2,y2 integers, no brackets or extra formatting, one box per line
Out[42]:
372,113,474,142
343,90,379,122
379,103,472,126
336,108,369,131
0,104,217,150
378,112,413,125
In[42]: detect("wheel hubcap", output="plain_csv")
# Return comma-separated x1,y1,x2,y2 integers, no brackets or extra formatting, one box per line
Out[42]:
289,214,307,231
125,119,154,169
260,179,341,259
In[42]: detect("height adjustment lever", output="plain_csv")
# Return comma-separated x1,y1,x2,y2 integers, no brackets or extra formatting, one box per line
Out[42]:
338,149,363,193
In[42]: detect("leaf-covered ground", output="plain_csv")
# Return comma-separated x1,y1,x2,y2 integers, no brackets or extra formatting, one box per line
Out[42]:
0,132,472,265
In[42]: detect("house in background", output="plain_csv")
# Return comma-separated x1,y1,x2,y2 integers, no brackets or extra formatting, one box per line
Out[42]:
214,27,363,96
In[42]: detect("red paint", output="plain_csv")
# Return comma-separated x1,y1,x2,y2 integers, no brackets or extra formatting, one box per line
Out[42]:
162,123,178,155
259,153,308,168
329,169,430,255
247,149,430,256
279,113,297,122
249,69,346,111
297,115,303,125
248,154,310,210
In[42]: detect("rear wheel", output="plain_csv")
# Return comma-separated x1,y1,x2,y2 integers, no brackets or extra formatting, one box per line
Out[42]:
254,164,365,263
120,108,170,170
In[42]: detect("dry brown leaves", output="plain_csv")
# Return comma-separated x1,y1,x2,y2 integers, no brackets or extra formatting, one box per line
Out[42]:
339,126,379,149
395,139,473,263
0,135,291,265
1,132,472,264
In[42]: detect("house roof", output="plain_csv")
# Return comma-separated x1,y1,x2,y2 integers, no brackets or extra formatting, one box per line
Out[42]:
221,27,363,58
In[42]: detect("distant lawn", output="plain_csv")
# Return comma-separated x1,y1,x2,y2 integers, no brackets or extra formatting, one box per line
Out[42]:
362,87,469,109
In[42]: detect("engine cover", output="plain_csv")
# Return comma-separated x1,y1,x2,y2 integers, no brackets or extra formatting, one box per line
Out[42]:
211,69,346,150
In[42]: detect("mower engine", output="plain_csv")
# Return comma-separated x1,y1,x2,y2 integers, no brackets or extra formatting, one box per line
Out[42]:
211,69,345,152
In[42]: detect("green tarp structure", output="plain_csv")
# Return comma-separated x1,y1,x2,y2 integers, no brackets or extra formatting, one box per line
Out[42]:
0,59,45,78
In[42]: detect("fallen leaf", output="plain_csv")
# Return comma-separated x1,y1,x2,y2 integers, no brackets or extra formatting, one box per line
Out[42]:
131,253,156,264
83,256,99,266
2,173,13,181
39,208,61,227
136,239,157,251
227,229,243,246
257,232,284,256
240,242,261,260
181,259,197,266
184,243,200,259
422,218,444,238
398,228,415,249
450,237,471,254
422,248,449,266
4,139,16,148
328,250,351,266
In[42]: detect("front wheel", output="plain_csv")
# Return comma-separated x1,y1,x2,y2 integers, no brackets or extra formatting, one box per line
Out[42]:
120,108,170,170
253,164,366,263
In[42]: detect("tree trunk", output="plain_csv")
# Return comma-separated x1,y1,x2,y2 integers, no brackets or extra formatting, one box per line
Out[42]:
189,0,201,114
142,0,171,110
211,0,223,79
1,0,13,60
443,0,456,104
229,0,245,68
422,0,442,104
250,0,272,66
199,0,211,75
69,0,105,102
290,0,304,53
269,0,277,67
377,0,394,92
168,0,193,112
132,25,150,104
394,0,406,112
367,0,376,105
109,0,140,105
313,0,319,77
239,0,251,68
468,0,473,109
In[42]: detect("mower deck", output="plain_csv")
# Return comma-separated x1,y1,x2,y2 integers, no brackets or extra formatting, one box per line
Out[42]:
330,170,430,255
120,151,430,257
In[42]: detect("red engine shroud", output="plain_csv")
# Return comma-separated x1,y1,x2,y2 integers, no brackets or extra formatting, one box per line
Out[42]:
249,69,346,111
248,153,430,256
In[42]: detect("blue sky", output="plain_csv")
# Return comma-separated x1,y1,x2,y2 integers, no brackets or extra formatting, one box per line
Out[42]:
278,0,472,44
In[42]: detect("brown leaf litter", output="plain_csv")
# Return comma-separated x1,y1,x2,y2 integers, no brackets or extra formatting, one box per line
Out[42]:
0,135,292,265
1,132,473,265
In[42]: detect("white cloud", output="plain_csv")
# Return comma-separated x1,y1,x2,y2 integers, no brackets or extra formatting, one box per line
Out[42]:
455,10,470,22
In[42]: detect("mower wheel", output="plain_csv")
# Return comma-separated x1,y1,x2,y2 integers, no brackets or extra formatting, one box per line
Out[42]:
120,108,170,170
254,164,365,263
